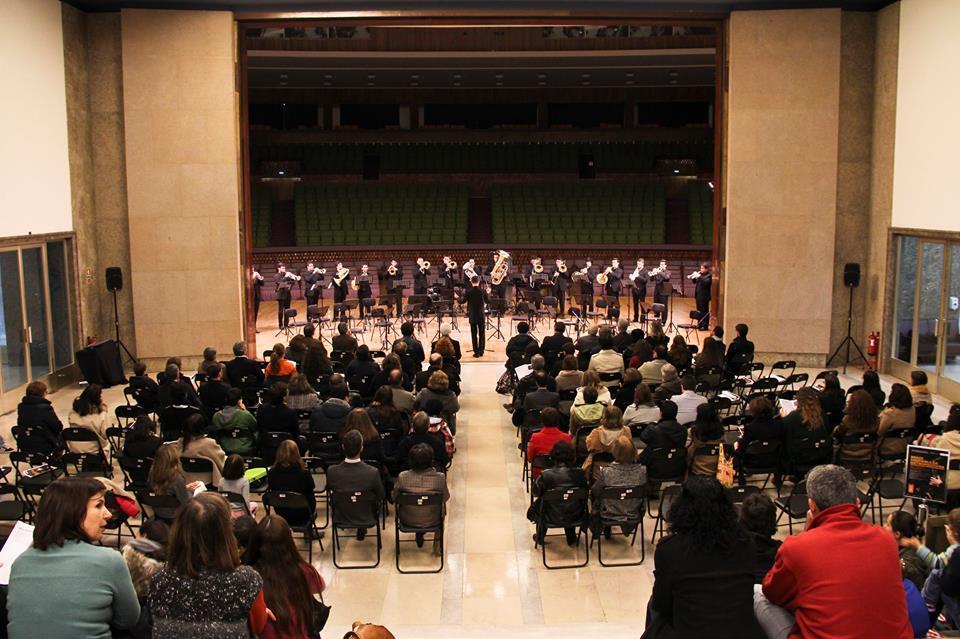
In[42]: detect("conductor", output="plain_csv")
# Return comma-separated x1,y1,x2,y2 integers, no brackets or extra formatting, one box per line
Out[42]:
462,276,488,357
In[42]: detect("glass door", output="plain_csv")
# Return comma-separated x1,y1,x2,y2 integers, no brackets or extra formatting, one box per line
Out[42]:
0,250,26,393
942,244,960,398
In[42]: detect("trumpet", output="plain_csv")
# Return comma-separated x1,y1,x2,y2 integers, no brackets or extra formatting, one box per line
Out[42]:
630,266,643,281
533,263,544,274
284,271,302,282
596,266,613,285
687,271,703,280
648,265,664,278
387,265,398,276
313,267,326,275
557,260,567,273
421,260,431,271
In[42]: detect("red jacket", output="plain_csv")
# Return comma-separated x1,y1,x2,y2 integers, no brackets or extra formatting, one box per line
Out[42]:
762,503,912,639
526,427,571,478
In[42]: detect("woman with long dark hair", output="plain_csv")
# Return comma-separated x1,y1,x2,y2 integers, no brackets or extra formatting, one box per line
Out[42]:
834,389,879,464
248,515,326,639
781,386,828,476
67,383,111,454
301,343,333,394
178,413,226,485
642,476,764,639
878,383,917,457
819,373,846,427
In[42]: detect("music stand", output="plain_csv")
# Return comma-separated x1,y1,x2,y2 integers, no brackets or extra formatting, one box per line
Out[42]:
275,308,298,339
623,281,635,324
388,284,408,318
487,296,506,341
665,285,682,335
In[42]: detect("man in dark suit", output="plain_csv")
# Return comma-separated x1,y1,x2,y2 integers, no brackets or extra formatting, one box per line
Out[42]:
393,322,425,365
523,375,560,415
274,264,298,329
540,322,573,370
694,262,713,330
302,262,324,308
395,412,448,470
551,258,572,314
332,322,359,356
416,353,460,395
602,258,624,319
385,259,405,314
157,363,201,409
506,322,537,361
413,258,430,295
725,323,756,364
326,430,385,539
651,259,672,323
638,400,688,476
198,363,231,414
225,341,264,388
462,276,487,357
629,257,649,322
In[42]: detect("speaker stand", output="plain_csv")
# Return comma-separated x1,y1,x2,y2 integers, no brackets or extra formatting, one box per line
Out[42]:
111,288,137,367
826,284,869,374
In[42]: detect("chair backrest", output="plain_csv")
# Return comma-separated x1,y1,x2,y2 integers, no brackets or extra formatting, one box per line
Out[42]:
136,491,183,515
646,447,686,481
263,490,314,519
572,424,597,463
813,369,839,382
260,431,294,466
180,456,215,486
792,433,832,467
537,487,589,524
726,484,761,505
119,456,153,491
598,372,622,386
741,439,781,469
395,491,444,529
115,404,146,425
329,489,380,528
596,484,645,521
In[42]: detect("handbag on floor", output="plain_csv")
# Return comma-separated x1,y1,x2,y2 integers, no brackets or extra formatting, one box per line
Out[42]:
716,444,735,488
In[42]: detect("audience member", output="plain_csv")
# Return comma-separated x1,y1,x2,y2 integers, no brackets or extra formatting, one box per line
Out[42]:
583,405,631,476
265,343,297,380
542,322,573,360
15,381,64,454
780,387,828,477
367,386,406,433
254,383,298,440
694,336,725,372
394,321,425,365
416,352,460,395
761,465,913,638
587,332,625,378
393,442,449,548
878,383,917,457
397,412,448,469
934,416,960,496
526,408,570,479
612,319,634,351
391,339,420,381
687,403,724,476
121,519,169,636
555,355,583,416
197,346,220,378
285,373,321,432
248,515,326,639
311,382,354,433
725,323,755,364
638,401,686,469
233,515,257,564
570,386,604,436
613,367,641,411
921,509,960,628
326,430,385,540
149,492,268,639
529,440,587,546
301,342,333,391
833,389,879,464
158,385,202,440
574,370,612,406
267,440,317,526
623,383,660,427
225,342,264,388
644,476,764,639
523,374,560,416
432,336,461,374
67,383,111,454
667,335,692,372
128,360,160,410
818,373,846,427
433,323,463,360
738,493,781,583
627,334,654,369
332,322,359,355
575,324,600,356
910,370,932,404
671,375,707,426
414,371,460,433
645,321,669,350
506,322,537,360
736,396,782,463
860,369,886,408
424,399,456,459
178,413,226,485
285,335,308,369
590,436,645,538
341,408,386,465
147,444,195,521
639,345,669,386
652,363,680,402
883,511,930,591
219,454,254,517
301,322,322,350
712,325,725,347
8,477,140,639
198,363,231,414
123,414,163,459
211,387,259,456
388,369,416,414
157,364,201,409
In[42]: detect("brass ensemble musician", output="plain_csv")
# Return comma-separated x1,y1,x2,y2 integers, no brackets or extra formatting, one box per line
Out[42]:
414,257,430,295
573,258,596,312
354,264,373,319
629,258,649,322
302,261,325,307
330,262,350,319
650,259,672,322
273,263,300,329
551,257,572,314
440,256,458,290
692,262,712,329
252,268,264,330
490,250,511,303
384,259,405,313
603,258,624,319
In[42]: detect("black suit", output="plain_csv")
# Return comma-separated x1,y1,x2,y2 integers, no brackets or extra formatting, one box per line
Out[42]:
725,336,755,364
603,267,624,318
531,465,588,543
225,356,264,388
575,268,595,311
303,269,323,306
551,266,571,314
523,388,560,414
16,396,64,454
651,269,672,322
463,286,487,356
326,460,385,528
274,272,295,327
695,272,712,329
431,338,462,361
386,266,405,312
629,267,649,321
414,265,430,295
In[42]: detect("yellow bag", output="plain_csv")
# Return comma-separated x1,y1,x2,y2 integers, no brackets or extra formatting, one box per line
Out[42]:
717,444,735,488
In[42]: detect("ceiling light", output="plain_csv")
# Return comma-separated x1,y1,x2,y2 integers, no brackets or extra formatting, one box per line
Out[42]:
323,81,331,86
625,72,634,78
367,81,375,86
538,81,547,86
366,74,376,79
625,80,634,85
495,73,504,79
668,71,679,78
279,81,287,86
581,80,590,85
410,74,419,80
323,74,333,80
410,81,419,86
669,79,678,84
537,73,547,79
581,73,591,78
496,81,503,86
279,73,288,79
453,81,461,86
708,181,715,189
453,74,461,79
673,169,680,174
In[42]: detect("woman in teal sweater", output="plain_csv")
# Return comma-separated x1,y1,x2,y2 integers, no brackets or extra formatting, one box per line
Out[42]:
7,477,141,639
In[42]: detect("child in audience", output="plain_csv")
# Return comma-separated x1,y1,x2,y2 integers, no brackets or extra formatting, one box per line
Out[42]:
424,399,455,457
233,515,258,564
884,512,933,637
921,509,960,630
117,520,169,639
218,454,256,517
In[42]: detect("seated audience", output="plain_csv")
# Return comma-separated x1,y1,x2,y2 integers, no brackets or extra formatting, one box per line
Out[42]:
738,493,781,583
416,352,460,395
149,493,268,639
156,363,201,409
513,355,557,410
225,341,264,388
147,444,194,521
638,345,669,386
920,509,960,629
219,454,254,517
653,364,681,402
724,323,755,364
326,430,385,539
341,408,386,465
8,477,140,639
332,322,359,355
433,323,462,360
736,396,782,463
178,413,226,486
425,400,456,459
391,340,420,381
574,370,612,407
198,346,221,378
311,382,353,433
285,373,321,432
910,370,932,404
694,336,725,372
158,386,202,440
645,321,669,350
267,440,317,526
612,319,634,352
372,354,407,394
575,324,600,357
613,367,641,411
555,355,584,416
860,369,886,408
257,383,299,439
570,386,605,436
761,465,913,638
15,380,64,454
542,322,574,363
529,440,587,546
590,436,646,537
644,476,765,639
626,333,654,369
818,373,846,427
285,335,308,369
833,389,879,465
198,363,231,414
394,321,426,365
233,515,257,564
687,403,724,477
671,375,707,426
128,360,160,410
934,416,960,497
583,406,632,476
414,371,460,433
883,511,930,592
211,388,258,456
878,383,917,457
393,443,450,546
301,342,333,393
265,343,297,380
638,401,687,467
248,515,326,639
523,374,560,417
388,369,416,413
67,383,111,454
623,383,661,427
396,412,448,470
526,408,570,480
121,519,168,636
507,322,537,360
780,387,829,477
587,332,625,378
666,335,692,372
367,386,406,434
433,336,461,375
123,414,163,459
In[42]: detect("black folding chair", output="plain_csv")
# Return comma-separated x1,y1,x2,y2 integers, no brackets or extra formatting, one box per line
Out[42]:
590,485,646,567
118,456,153,493
329,489,382,569
395,492,445,574
532,487,590,570
180,456,215,487
135,491,183,524
262,490,325,561
774,478,809,534
61,428,112,478
738,439,782,490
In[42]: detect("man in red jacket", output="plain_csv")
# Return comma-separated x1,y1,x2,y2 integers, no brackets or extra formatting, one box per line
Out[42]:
761,464,913,638
526,408,571,479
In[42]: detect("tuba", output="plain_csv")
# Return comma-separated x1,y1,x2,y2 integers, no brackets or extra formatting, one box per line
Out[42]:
490,250,510,286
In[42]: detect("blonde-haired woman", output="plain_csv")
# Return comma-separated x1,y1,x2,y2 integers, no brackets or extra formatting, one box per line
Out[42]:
573,370,612,407
582,405,632,478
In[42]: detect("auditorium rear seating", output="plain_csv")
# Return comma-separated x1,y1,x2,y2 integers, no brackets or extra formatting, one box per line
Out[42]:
688,180,713,246
253,140,712,174
251,186,272,247
294,183,468,245
491,182,666,244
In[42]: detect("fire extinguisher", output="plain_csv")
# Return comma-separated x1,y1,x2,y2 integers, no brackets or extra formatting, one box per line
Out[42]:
867,332,880,370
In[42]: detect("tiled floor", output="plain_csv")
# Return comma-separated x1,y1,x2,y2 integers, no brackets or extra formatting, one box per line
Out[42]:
0,355,955,639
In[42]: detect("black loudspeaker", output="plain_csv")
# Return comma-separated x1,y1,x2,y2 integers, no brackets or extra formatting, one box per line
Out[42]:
843,263,861,288
578,153,595,179
105,267,123,292
362,153,380,180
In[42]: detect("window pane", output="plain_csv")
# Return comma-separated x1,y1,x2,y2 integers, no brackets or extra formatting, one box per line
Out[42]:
21,247,49,380
917,242,944,372
943,244,960,385
893,236,918,362
46,240,72,370
0,251,25,391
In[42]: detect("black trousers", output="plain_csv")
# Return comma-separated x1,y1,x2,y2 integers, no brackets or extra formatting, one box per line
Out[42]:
253,296,261,323
277,297,291,327
696,297,710,329
632,288,646,321
555,287,566,314
414,281,427,296
470,320,485,355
